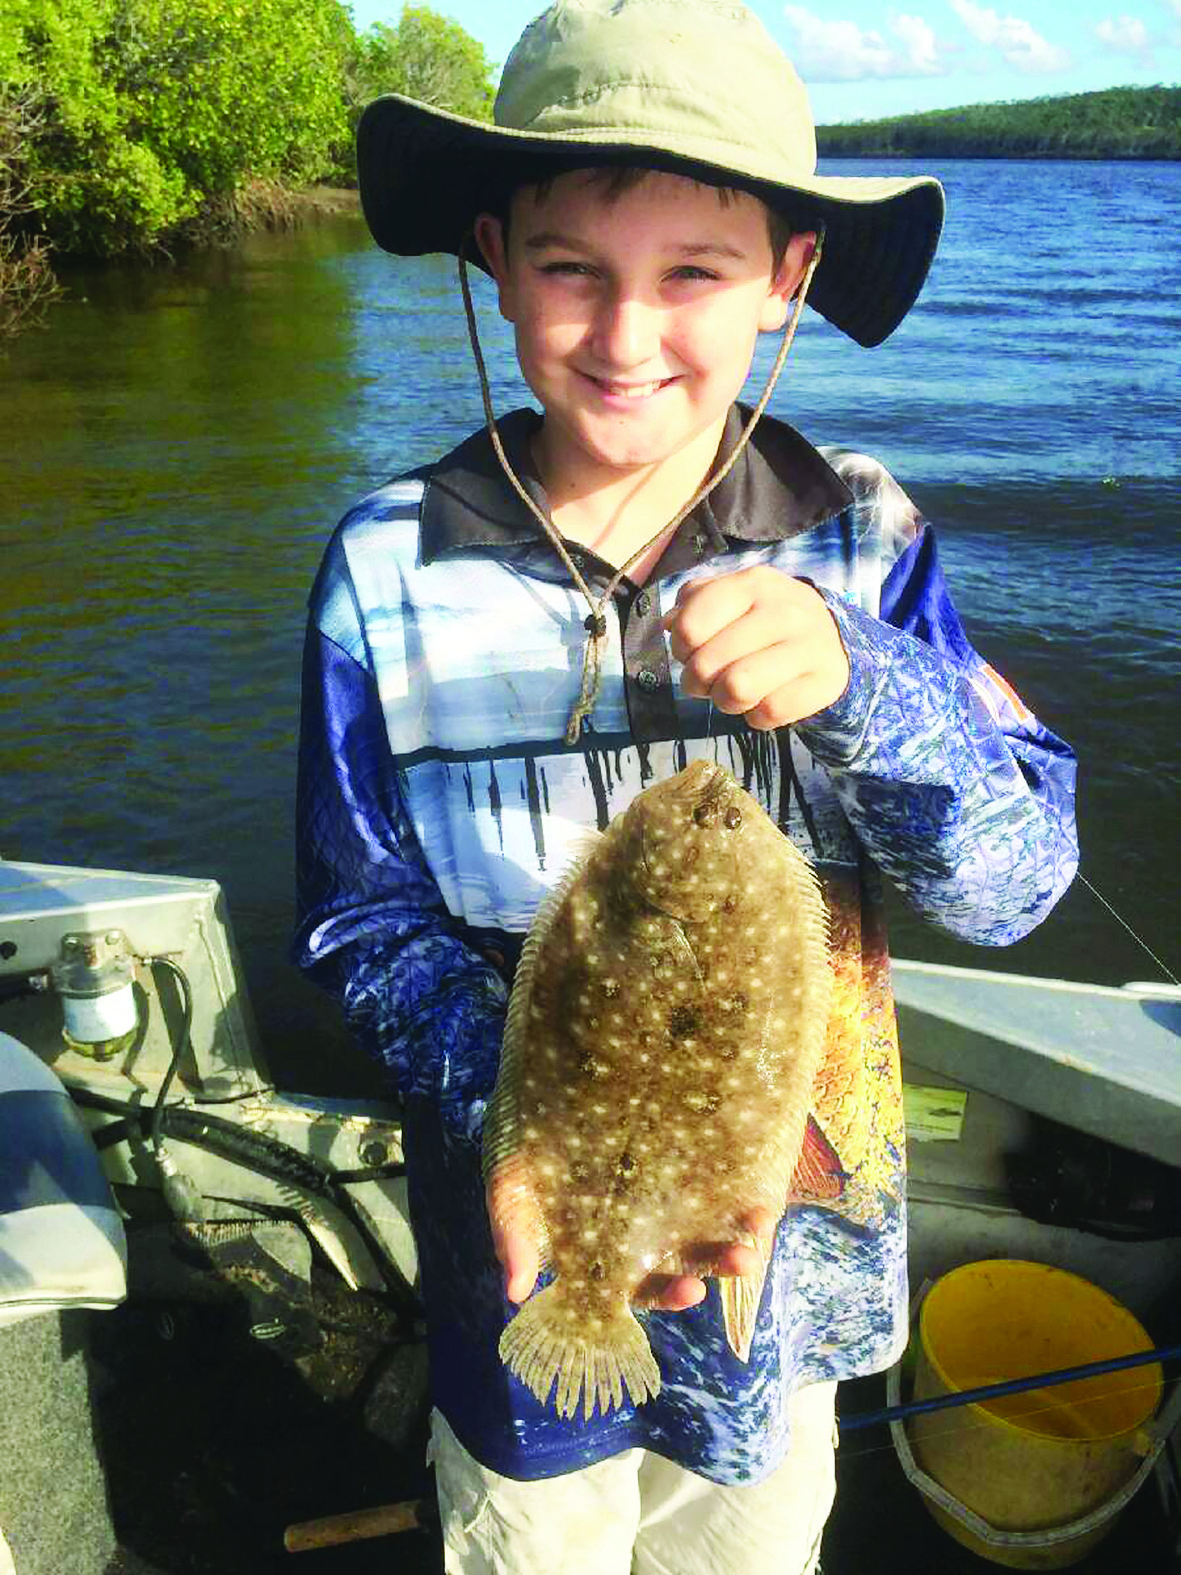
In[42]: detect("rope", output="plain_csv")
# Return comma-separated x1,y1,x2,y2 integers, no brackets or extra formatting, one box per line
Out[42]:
458,228,827,744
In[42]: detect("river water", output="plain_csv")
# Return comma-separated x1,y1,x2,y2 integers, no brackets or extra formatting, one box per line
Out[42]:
2,159,1178,1094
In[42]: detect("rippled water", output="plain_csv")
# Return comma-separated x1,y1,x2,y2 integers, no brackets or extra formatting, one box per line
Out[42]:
2,160,1178,1090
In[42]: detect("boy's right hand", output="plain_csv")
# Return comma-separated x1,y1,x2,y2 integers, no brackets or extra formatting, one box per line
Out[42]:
487,1172,776,1310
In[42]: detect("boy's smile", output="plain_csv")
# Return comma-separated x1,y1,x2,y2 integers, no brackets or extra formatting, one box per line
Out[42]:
475,172,814,522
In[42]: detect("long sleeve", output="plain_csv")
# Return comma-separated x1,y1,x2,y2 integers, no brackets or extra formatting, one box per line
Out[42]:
796,521,1078,943
292,557,506,1140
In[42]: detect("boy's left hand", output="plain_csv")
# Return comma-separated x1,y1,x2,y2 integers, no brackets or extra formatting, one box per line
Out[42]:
663,568,849,729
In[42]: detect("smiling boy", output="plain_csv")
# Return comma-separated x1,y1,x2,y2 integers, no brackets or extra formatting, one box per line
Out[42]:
294,3,1078,1572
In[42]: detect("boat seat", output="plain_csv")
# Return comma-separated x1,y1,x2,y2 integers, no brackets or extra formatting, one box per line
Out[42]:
0,1029,127,1327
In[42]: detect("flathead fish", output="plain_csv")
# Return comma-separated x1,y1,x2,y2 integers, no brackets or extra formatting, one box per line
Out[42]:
483,759,831,1420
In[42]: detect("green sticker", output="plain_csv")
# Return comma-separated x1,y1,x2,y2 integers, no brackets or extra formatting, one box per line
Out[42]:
903,1083,967,1142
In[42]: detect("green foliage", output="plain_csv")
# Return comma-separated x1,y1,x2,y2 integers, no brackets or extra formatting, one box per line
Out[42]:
349,6,497,123
0,81,62,337
4,0,354,255
818,86,1181,160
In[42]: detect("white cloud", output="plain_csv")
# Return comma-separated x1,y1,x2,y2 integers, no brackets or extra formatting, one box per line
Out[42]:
781,7,945,80
1096,14,1151,54
893,13,943,73
948,0,1072,72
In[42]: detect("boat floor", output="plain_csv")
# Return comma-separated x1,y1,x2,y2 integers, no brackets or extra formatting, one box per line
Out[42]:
91,1302,1174,1575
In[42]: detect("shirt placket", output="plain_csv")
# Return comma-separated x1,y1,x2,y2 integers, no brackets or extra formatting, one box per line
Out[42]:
618,521,723,746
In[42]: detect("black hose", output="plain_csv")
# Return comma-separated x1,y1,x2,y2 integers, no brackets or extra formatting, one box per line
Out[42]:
0,977,43,1006
148,956,192,1157
71,1081,419,1312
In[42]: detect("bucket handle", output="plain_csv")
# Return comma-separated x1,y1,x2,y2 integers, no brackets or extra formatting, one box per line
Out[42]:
887,1280,1181,1552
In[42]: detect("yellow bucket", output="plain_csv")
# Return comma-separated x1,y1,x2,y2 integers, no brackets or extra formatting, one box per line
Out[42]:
905,1260,1162,1570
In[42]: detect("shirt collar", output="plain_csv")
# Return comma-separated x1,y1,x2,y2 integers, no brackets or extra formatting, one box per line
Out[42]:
418,405,852,569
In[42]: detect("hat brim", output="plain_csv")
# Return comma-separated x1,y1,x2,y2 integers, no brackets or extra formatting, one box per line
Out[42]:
357,95,944,348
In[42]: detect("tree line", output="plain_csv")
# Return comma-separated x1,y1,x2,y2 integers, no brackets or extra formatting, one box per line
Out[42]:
1,0,496,335
3,5,1177,338
817,86,1181,161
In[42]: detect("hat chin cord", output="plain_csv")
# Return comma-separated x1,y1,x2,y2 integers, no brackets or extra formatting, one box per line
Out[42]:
458,227,826,746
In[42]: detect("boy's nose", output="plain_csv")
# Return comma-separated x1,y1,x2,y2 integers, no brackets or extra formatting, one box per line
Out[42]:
592,291,661,369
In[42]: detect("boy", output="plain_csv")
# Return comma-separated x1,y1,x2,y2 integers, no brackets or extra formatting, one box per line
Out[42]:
294,3,1078,1571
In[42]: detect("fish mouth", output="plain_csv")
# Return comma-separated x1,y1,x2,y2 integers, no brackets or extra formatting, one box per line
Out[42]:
675,759,729,817
635,761,735,914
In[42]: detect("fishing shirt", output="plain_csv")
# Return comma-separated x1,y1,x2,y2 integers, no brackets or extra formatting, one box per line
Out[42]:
293,405,1078,1485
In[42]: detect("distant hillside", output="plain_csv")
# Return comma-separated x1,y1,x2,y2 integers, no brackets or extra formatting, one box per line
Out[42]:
817,85,1180,159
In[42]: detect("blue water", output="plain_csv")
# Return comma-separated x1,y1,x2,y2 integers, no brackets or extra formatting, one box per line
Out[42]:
2,160,1178,1087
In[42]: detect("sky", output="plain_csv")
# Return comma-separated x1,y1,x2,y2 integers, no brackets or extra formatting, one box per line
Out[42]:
349,0,1181,123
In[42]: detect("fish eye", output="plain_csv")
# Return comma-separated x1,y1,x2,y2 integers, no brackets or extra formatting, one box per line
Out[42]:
693,803,713,826
724,807,742,830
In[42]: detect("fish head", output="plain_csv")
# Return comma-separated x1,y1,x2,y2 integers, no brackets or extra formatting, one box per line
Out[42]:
624,760,749,921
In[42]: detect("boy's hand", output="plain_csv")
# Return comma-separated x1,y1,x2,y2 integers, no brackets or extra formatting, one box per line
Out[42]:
488,1172,776,1310
663,568,849,729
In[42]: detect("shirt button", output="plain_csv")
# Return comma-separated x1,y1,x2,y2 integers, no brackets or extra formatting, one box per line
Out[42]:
634,592,651,616
693,533,709,556
637,669,659,692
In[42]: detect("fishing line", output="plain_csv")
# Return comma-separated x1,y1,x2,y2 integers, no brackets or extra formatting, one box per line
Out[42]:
1078,872,1179,986
837,1370,1180,1465
840,1341,1181,1433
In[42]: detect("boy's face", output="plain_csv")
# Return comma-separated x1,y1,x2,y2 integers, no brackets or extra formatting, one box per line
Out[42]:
474,171,814,494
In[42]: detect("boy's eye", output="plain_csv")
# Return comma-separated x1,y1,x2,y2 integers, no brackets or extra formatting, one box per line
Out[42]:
538,260,595,277
668,266,718,283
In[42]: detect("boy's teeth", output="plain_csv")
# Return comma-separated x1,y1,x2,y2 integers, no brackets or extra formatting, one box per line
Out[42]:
603,379,664,398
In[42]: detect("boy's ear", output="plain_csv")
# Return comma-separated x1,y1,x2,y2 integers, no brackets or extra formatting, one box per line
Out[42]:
473,213,516,323
759,230,818,333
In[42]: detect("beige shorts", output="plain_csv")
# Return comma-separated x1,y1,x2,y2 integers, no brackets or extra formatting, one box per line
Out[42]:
427,1380,837,1575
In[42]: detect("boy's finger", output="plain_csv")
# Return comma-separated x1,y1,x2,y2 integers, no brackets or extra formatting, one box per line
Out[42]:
634,1273,708,1311
663,577,754,656
486,1174,541,1303
492,1223,539,1304
682,636,804,713
675,608,789,691
741,1206,779,1256
504,1255,539,1305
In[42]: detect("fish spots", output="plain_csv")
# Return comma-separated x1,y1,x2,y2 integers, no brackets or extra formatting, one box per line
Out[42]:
683,1089,721,1115
488,761,832,1413
667,1005,699,1040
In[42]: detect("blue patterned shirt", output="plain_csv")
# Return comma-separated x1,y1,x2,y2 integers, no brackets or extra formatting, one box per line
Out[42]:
293,405,1077,1483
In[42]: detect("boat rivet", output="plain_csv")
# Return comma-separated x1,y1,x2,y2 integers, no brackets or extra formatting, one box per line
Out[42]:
361,1140,388,1168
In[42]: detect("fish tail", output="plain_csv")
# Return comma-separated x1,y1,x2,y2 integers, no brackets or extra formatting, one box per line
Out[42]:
499,1282,661,1420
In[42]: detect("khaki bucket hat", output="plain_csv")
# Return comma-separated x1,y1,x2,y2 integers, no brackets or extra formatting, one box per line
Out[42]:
356,0,945,348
